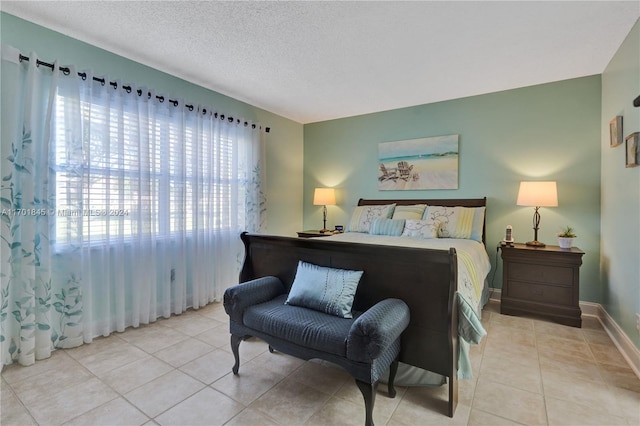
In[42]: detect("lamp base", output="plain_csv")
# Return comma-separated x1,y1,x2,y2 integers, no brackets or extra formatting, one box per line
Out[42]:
319,228,331,233
525,240,546,247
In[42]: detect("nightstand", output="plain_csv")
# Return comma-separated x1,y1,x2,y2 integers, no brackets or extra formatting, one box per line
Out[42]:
296,230,337,238
500,243,584,327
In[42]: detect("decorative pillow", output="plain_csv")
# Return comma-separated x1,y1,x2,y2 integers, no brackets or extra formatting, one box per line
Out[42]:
401,219,439,239
392,204,427,220
424,206,485,241
347,204,395,233
370,218,405,236
285,261,364,318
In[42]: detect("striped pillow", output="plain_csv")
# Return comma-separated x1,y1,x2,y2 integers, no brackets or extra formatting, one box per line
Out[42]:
370,218,406,236
392,204,427,220
424,206,485,242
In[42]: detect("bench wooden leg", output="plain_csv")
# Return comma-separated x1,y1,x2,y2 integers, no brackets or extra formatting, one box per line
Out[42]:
387,358,399,398
231,334,242,374
448,374,458,417
355,379,378,426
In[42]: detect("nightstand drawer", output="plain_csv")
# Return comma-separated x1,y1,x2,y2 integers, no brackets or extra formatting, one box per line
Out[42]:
507,280,572,305
508,262,573,287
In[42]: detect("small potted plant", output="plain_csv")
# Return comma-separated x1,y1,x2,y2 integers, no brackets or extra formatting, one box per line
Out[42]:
557,226,576,249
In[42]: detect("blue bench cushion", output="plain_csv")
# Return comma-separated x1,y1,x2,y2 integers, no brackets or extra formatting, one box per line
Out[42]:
243,295,361,357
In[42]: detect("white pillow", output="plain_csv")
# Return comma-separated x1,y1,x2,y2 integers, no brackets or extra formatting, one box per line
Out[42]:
347,204,395,233
401,219,439,239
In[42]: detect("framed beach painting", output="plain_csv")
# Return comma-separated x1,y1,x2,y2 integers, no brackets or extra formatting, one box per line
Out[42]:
378,135,459,190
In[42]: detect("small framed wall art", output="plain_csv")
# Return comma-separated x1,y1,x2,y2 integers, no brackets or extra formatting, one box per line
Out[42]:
625,132,639,168
610,116,623,147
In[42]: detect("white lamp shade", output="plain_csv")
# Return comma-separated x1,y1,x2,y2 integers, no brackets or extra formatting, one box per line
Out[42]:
516,181,558,207
313,188,336,206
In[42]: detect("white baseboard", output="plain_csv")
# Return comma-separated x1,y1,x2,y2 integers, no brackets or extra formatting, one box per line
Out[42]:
487,288,640,379
578,300,600,317
592,303,640,379
489,288,501,302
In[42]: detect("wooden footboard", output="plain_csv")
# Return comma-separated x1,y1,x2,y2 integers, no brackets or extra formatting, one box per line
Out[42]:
239,232,459,417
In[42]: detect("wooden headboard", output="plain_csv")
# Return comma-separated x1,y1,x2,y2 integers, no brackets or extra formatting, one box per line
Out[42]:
358,197,488,244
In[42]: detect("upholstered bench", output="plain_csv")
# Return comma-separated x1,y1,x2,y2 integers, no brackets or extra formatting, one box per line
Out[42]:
223,264,410,426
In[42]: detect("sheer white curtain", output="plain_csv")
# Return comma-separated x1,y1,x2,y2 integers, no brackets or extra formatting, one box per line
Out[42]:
1,45,266,367
1,47,60,366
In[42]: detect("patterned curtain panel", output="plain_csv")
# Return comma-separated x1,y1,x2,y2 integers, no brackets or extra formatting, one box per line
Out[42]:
0,45,266,368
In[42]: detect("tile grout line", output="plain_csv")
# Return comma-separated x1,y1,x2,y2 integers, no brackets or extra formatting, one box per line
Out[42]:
533,319,551,426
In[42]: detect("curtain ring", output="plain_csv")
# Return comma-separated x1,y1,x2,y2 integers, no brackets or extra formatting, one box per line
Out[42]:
124,85,132,94
157,96,165,103
202,108,207,115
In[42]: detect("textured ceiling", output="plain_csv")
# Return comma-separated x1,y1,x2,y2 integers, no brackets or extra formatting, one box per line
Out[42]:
2,1,639,124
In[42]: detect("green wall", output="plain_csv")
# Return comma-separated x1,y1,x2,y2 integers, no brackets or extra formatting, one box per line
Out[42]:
304,76,602,301
601,19,640,349
0,12,305,236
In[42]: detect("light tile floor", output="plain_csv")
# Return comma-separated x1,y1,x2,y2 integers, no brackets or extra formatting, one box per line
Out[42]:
2,300,639,425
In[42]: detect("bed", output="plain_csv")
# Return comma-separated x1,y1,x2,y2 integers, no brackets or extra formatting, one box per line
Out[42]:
238,198,490,417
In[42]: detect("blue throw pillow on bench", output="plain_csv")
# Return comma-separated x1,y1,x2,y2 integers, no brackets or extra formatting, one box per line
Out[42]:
286,261,364,318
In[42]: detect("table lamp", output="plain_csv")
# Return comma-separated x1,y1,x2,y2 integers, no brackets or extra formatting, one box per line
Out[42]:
313,188,336,233
516,181,558,247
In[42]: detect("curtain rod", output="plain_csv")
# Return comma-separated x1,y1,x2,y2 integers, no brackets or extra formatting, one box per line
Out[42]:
18,53,270,133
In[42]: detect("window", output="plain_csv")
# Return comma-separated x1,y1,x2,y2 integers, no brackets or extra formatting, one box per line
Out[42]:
52,87,241,246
